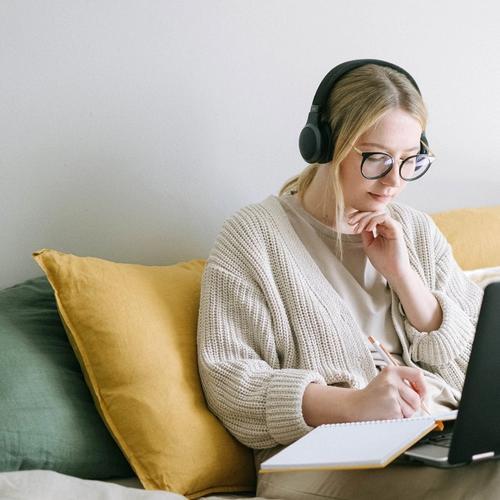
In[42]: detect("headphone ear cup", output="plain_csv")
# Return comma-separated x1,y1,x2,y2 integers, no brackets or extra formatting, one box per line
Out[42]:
299,110,325,163
299,123,322,163
299,113,334,164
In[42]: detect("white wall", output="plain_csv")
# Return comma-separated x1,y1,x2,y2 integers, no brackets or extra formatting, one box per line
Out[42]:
2,0,500,289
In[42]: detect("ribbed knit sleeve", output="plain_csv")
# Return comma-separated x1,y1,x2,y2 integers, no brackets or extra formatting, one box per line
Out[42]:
197,262,326,449
402,214,483,390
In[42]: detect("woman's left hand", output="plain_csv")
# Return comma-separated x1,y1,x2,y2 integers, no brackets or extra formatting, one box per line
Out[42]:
347,210,411,283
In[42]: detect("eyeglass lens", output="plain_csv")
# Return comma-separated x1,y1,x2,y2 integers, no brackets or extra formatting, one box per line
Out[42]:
361,153,432,181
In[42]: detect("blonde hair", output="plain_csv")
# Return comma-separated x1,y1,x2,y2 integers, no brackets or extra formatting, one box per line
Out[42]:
279,64,428,256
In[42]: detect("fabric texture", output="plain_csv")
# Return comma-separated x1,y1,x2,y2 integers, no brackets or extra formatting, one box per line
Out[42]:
0,470,186,500
280,192,400,359
256,459,500,500
432,205,500,270
32,249,255,499
278,192,459,415
0,276,132,479
464,265,500,289
197,195,483,469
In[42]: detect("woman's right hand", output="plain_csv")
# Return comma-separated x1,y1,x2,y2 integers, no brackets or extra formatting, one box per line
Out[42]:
349,365,428,421
302,367,428,427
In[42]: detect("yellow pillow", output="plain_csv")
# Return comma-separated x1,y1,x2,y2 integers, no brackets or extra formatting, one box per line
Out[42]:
431,205,500,270
32,249,255,499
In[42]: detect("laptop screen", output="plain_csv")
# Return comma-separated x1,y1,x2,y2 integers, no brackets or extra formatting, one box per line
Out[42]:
449,282,500,464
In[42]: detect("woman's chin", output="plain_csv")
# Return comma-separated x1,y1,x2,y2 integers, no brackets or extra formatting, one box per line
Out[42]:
350,198,391,213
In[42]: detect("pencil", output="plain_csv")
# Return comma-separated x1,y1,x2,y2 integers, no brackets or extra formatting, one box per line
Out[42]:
368,335,432,416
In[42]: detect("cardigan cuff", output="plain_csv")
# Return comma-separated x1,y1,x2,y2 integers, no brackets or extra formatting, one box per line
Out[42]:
265,369,326,446
406,290,474,367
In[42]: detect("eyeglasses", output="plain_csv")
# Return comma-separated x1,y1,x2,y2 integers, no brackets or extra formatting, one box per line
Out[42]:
352,146,435,181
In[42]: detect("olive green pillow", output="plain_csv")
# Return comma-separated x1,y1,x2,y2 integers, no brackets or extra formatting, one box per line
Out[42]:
0,276,133,479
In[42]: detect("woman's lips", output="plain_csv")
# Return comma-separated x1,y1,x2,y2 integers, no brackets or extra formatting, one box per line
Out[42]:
369,192,392,202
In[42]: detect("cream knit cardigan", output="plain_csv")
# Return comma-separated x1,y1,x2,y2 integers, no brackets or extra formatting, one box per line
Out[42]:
197,195,483,450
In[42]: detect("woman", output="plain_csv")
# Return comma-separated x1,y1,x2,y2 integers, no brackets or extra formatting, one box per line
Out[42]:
197,60,493,499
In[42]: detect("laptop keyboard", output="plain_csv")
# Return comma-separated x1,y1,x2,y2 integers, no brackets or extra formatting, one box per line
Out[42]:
426,433,453,448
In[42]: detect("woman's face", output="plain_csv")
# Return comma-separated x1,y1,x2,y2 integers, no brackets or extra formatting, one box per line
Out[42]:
339,108,423,214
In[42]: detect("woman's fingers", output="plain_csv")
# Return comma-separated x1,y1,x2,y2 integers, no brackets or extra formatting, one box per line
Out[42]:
380,365,428,418
360,365,429,421
348,211,396,235
360,229,375,247
348,211,384,227
398,382,422,415
398,396,416,418
396,366,428,400
365,214,390,233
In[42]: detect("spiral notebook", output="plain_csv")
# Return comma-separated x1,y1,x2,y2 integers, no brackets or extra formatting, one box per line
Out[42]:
260,411,457,473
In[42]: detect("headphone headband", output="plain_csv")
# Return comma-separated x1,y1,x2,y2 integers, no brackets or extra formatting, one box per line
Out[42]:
311,59,422,107
299,59,428,164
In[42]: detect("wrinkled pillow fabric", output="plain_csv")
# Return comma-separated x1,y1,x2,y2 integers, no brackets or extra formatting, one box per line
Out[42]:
0,470,186,500
33,249,255,499
432,206,500,270
0,276,133,478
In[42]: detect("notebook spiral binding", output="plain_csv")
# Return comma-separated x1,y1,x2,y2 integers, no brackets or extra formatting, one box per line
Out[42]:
322,414,437,428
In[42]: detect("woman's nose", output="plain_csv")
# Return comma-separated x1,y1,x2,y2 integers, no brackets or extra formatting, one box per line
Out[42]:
381,164,401,187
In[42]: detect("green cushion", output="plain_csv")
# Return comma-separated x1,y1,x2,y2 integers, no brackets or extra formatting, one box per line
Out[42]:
0,276,133,479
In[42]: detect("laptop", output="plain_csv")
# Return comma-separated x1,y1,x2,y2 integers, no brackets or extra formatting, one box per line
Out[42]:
404,281,500,467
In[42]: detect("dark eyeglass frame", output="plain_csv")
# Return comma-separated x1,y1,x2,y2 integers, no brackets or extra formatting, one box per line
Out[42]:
352,145,435,181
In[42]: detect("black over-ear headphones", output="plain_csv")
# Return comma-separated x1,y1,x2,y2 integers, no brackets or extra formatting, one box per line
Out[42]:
298,59,429,164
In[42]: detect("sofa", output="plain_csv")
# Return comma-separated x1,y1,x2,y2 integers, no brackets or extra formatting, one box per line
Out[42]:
1,205,500,500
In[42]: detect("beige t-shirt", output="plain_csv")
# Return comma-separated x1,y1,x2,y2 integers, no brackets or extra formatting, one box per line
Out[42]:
279,192,457,413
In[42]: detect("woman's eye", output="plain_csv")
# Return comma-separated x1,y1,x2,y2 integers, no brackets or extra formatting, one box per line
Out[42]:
366,154,387,161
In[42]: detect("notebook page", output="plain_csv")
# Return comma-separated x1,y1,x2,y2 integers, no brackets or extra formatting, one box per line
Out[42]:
430,409,457,421
260,417,438,472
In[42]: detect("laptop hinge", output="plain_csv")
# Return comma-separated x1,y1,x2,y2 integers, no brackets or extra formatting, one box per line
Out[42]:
472,451,495,462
